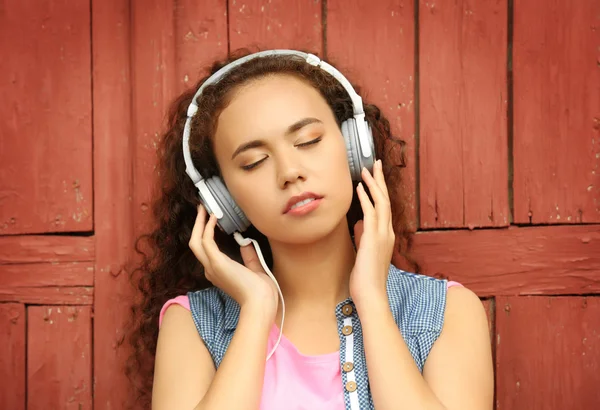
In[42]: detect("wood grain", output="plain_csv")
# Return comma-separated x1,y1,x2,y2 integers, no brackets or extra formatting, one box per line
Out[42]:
419,0,509,229
92,0,135,408
496,296,600,409
0,235,94,264
0,262,93,288
175,0,228,93
512,0,600,224
131,0,177,234
0,303,25,410
229,0,322,52
0,287,93,305
0,0,93,234
27,306,92,410
412,224,600,296
327,0,417,230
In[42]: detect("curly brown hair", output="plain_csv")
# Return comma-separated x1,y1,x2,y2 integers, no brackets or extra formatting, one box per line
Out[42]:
125,49,419,408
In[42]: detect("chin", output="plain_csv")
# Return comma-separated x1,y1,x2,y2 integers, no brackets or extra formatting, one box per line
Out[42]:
261,212,350,246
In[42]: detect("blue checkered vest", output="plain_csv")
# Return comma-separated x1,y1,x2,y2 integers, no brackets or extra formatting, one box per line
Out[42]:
188,264,447,410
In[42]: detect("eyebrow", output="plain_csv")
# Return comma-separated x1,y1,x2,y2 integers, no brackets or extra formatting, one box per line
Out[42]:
231,117,323,160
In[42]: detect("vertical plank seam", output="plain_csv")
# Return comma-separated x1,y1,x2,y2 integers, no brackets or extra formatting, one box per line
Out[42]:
459,3,466,228
507,0,515,225
128,0,136,257
88,0,96,407
89,0,96,234
226,0,231,55
414,0,421,231
321,0,328,59
172,0,179,89
127,0,136,271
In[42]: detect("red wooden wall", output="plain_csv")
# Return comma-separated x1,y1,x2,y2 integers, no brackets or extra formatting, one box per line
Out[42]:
0,0,598,409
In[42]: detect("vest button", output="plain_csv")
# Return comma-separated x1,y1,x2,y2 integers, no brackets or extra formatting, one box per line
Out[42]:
345,381,357,392
342,304,353,316
342,325,353,336
342,362,354,372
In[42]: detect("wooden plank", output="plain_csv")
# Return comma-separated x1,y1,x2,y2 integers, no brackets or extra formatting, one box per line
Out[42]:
412,224,600,296
131,0,177,233
0,0,93,235
0,287,93,305
92,0,135,408
229,0,322,52
496,296,600,409
419,0,509,229
0,236,94,264
121,4,229,407
0,303,25,410
175,0,229,92
513,0,600,224
0,262,94,287
327,0,417,231
27,306,92,410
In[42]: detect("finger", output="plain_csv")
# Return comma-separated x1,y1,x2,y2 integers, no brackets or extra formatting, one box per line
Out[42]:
361,166,391,232
189,205,210,268
356,183,375,231
353,220,364,249
362,166,387,205
192,205,207,237
373,160,390,199
201,214,225,268
374,160,394,232
240,243,266,273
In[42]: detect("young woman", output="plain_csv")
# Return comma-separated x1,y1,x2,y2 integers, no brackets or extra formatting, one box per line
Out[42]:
129,49,493,410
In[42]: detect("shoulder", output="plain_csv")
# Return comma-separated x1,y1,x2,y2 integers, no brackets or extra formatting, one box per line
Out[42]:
187,286,234,316
157,301,208,364
444,285,489,331
154,299,216,409
386,265,447,335
187,287,240,342
422,286,494,406
386,264,447,295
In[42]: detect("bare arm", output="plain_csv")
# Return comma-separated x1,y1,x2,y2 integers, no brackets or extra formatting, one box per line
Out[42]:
422,286,494,409
351,160,493,408
151,205,279,409
357,286,493,410
152,301,272,410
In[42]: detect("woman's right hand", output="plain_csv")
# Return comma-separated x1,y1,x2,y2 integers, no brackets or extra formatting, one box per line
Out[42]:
189,205,278,322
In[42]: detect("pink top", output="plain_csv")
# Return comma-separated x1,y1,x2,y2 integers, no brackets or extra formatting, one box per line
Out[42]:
159,281,463,409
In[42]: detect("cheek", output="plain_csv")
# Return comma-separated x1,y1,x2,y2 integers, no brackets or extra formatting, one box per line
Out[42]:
326,136,354,186
226,176,275,225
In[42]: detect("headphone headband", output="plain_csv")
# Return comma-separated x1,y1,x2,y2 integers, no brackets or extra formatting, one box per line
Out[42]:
182,50,372,186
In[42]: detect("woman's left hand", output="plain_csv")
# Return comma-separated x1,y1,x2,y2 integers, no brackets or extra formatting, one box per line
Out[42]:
349,159,396,303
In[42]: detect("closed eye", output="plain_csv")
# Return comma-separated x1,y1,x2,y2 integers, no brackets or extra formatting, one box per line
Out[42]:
296,136,322,148
241,137,322,171
241,157,267,171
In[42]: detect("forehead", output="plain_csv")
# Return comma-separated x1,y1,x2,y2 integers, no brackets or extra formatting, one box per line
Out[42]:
214,74,334,150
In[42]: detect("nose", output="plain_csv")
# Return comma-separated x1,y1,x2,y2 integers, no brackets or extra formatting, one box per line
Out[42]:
276,151,306,189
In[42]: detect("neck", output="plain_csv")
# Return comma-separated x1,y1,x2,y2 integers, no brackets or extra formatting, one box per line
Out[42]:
268,221,356,310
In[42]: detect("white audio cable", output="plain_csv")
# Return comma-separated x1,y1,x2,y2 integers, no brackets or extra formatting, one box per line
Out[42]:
233,232,285,361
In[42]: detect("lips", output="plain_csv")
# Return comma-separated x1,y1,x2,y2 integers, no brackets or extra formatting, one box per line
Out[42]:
283,192,323,214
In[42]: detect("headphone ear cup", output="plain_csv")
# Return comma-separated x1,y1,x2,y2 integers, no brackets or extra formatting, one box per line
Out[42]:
201,176,251,235
342,119,360,180
342,118,375,181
